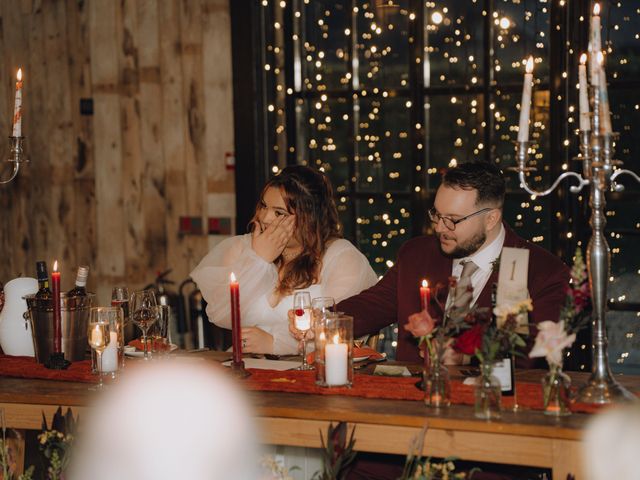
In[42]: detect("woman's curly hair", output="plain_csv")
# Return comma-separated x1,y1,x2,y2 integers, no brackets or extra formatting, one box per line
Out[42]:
250,165,342,296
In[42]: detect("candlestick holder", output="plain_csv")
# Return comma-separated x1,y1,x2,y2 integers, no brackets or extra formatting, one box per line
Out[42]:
230,359,251,379
0,136,28,185
512,122,638,404
44,352,70,370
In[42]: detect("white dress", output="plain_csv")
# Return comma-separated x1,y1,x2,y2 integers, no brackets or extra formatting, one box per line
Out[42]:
190,234,378,355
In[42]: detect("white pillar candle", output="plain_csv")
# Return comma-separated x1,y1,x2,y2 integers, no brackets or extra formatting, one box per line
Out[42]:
101,331,119,373
589,4,601,86
599,65,612,134
578,54,590,132
517,57,534,143
325,336,348,386
11,69,23,137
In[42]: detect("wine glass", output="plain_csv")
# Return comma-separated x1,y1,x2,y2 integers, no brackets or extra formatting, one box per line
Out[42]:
293,291,313,370
130,290,158,360
111,286,129,367
311,297,335,318
87,308,112,390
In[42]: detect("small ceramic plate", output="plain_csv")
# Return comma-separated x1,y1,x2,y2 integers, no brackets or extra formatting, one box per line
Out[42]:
124,344,178,357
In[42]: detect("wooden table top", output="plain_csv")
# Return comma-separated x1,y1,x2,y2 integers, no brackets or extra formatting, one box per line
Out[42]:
1,351,638,442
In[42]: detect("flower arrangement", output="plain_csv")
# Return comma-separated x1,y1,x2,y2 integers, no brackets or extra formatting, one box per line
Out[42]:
311,422,357,480
404,278,485,363
529,247,590,367
1,409,34,480
528,248,590,414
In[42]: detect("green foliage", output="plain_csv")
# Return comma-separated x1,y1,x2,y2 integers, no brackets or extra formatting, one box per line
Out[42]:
312,422,357,480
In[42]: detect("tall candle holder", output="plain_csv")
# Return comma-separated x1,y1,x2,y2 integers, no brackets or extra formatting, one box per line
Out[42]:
0,136,28,185
512,84,638,404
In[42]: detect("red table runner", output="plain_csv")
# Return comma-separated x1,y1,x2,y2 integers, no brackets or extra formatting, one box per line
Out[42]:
243,368,604,414
0,355,97,383
0,355,614,413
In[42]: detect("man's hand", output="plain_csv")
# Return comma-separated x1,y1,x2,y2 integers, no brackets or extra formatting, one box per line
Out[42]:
240,326,274,354
251,215,296,263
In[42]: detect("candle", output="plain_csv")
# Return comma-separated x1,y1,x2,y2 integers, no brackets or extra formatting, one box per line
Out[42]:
517,57,534,143
578,54,590,132
589,4,601,86
52,260,62,354
12,68,23,137
230,272,242,363
325,334,348,386
420,279,431,311
598,54,612,134
101,331,119,372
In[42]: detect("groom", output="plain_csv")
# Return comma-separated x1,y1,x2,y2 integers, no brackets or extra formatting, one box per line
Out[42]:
337,161,570,364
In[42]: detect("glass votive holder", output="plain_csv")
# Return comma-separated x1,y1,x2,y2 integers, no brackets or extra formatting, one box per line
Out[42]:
316,313,353,388
91,306,124,379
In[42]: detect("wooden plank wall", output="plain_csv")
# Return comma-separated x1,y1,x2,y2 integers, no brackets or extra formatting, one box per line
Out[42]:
0,0,235,304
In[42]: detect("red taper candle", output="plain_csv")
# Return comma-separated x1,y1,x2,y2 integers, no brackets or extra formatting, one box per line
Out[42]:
230,272,242,363
420,279,431,312
52,260,62,353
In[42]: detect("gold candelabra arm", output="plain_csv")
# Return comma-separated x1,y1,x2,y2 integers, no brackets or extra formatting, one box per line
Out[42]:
514,140,589,196
0,136,27,185
610,168,640,192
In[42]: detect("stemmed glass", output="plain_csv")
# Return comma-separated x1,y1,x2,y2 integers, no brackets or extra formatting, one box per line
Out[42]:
87,308,112,390
311,297,335,319
293,291,313,370
130,290,158,360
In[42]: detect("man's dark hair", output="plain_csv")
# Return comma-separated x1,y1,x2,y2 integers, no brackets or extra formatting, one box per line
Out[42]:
442,161,506,208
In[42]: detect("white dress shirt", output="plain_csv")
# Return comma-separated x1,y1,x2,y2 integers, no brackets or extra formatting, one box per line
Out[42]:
447,223,505,309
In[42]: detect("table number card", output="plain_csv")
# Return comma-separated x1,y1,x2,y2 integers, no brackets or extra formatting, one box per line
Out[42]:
496,247,530,320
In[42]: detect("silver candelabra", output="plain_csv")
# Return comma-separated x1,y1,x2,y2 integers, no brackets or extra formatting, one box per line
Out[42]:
514,84,639,404
0,136,28,185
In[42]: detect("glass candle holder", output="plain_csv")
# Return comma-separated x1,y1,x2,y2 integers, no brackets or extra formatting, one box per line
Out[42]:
91,307,124,379
317,313,353,388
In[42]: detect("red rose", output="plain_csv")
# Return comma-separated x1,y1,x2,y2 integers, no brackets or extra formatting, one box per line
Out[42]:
453,324,484,355
404,310,436,337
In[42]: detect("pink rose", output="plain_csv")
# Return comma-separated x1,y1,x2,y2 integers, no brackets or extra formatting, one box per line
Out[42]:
404,310,436,337
529,320,576,367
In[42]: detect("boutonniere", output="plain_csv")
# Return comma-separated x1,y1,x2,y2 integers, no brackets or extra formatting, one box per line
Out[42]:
490,256,500,273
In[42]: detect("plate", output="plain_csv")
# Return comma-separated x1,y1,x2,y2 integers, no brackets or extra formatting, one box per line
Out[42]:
353,355,370,363
124,344,178,357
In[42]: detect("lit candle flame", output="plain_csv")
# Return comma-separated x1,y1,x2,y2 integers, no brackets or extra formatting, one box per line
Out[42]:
421,279,428,288
53,260,58,272
17,68,22,81
593,3,600,16
525,56,534,74
230,272,237,282
597,51,604,66
332,334,340,344
580,53,587,65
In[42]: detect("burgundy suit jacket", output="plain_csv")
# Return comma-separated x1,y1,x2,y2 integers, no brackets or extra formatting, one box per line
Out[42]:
337,225,570,364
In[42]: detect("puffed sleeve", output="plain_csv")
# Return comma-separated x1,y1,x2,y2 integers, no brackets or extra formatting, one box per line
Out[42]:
319,239,379,302
190,235,278,329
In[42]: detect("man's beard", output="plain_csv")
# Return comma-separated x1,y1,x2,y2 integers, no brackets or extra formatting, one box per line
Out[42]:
437,230,487,259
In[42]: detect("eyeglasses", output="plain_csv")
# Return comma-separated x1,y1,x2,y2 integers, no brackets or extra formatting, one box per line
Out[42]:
428,207,493,231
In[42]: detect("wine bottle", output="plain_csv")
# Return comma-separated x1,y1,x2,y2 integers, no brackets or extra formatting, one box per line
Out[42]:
68,265,89,297
35,261,52,299
491,282,515,396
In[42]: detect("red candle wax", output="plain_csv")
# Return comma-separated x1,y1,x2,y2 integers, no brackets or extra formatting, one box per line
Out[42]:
52,260,62,353
229,272,242,363
420,279,431,311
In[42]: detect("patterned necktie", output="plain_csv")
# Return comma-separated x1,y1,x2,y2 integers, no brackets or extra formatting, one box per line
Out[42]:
450,260,479,315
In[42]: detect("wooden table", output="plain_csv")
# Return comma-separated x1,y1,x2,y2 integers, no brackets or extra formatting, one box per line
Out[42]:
1,353,637,480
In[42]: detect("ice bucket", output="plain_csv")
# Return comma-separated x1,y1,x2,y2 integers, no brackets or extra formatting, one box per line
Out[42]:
24,293,95,363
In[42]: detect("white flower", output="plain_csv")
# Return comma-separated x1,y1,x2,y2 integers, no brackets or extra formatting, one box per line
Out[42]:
493,298,532,328
529,320,576,367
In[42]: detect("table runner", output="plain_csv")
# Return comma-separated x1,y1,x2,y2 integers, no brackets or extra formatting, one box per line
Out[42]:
0,355,615,413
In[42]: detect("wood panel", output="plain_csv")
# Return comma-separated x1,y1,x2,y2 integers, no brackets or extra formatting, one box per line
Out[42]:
0,0,235,303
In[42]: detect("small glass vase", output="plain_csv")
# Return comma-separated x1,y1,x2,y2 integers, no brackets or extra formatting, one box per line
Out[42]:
474,363,502,420
423,348,451,408
542,365,571,416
